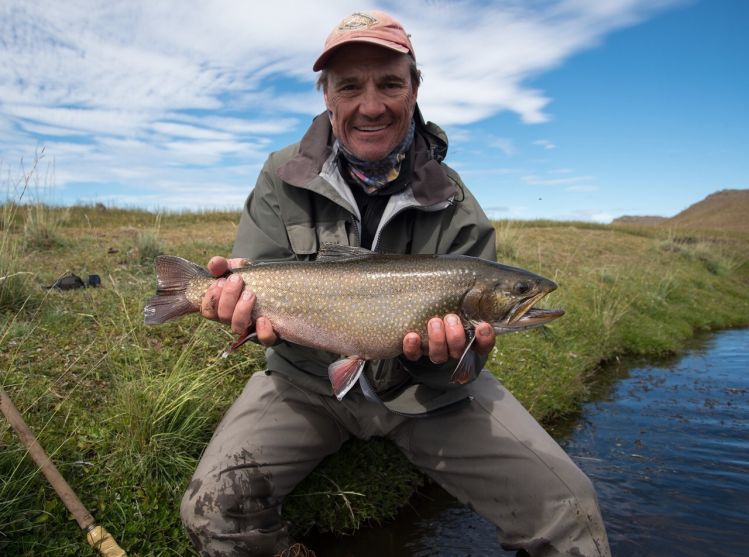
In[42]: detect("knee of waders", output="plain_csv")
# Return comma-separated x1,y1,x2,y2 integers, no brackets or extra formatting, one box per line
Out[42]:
180,467,291,556
568,468,602,512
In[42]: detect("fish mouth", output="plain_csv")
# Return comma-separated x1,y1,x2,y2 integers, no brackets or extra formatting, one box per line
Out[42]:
493,292,564,333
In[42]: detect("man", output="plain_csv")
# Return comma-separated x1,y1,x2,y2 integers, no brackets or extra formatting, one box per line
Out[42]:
180,11,611,557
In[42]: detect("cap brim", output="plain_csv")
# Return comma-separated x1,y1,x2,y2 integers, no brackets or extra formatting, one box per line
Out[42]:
313,37,410,71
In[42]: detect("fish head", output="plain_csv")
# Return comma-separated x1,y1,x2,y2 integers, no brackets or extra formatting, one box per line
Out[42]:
463,262,564,334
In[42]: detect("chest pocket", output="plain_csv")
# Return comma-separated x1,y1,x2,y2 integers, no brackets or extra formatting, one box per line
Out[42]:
285,220,352,257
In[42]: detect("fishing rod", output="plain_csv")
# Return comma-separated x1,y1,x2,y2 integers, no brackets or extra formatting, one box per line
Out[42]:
0,387,127,556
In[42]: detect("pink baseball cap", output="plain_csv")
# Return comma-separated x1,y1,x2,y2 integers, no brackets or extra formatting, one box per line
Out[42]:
313,11,415,71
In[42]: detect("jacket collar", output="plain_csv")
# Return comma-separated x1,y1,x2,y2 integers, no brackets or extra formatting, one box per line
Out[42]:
277,105,455,207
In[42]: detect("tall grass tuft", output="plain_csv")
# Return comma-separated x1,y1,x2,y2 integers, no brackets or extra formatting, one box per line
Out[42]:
1,162,39,312
102,279,241,485
0,229,34,313
590,270,633,341
109,328,240,484
18,152,68,250
23,203,69,250
0,443,42,541
136,213,166,263
495,220,519,260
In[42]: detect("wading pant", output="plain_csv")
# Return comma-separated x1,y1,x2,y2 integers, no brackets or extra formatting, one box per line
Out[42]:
181,370,611,557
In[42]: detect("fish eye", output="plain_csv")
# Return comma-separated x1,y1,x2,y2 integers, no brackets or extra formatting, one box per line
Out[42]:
513,281,532,295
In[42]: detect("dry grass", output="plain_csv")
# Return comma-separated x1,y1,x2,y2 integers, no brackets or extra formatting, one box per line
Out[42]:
1,203,748,555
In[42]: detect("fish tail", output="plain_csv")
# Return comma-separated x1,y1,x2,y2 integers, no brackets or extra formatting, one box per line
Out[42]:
143,256,211,324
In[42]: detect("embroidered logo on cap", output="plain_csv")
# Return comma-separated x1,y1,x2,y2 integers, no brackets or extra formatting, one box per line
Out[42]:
338,12,378,32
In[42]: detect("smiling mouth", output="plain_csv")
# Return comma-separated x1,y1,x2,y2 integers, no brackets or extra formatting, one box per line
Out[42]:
355,123,389,132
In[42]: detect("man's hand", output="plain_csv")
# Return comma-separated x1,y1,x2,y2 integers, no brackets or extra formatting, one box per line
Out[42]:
402,314,495,364
200,256,278,346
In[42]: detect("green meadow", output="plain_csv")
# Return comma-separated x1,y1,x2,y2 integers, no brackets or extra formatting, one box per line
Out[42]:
2,193,748,555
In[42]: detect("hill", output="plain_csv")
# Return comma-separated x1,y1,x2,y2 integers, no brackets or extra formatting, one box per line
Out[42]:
614,189,749,232
669,189,749,232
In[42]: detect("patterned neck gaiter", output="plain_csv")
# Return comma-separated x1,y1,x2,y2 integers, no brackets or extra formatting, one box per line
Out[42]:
337,119,416,194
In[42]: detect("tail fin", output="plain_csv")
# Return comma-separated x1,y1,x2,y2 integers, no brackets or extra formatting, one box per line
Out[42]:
143,256,211,324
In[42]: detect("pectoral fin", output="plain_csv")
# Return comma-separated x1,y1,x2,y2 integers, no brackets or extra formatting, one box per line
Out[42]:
328,356,366,400
221,330,258,358
448,333,478,385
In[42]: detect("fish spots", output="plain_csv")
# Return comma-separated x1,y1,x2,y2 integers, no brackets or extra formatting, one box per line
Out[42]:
185,253,552,360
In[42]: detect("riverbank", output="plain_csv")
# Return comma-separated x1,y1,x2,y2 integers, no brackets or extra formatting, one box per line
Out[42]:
2,205,748,555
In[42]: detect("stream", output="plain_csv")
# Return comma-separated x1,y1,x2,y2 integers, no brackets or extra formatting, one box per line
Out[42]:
308,328,749,556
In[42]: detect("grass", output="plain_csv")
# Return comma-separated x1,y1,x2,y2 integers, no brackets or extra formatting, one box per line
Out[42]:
0,197,748,555
134,214,165,263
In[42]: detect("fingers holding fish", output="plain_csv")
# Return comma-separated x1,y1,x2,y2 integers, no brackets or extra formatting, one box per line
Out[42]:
217,273,244,323
255,316,279,347
207,255,230,276
227,257,250,270
473,322,497,355
200,256,228,321
201,277,223,320
402,332,422,361
231,290,255,336
444,314,468,360
402,316,473,364
427,317,449,364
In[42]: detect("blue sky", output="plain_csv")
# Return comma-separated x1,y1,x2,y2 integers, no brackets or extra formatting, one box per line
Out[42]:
1,0,747,222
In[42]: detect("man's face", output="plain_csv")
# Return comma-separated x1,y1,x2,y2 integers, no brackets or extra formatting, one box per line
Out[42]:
323,43,418,161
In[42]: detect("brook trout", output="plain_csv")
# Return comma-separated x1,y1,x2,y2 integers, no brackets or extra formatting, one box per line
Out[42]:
144,244,563,399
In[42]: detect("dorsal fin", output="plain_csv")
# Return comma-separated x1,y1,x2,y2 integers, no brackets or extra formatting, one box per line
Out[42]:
316,243,373,262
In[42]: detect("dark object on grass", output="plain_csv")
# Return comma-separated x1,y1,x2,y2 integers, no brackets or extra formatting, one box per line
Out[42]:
48,273,86,290
47,273,102,290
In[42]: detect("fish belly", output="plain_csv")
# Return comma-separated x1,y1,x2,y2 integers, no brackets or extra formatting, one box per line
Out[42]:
242,263,470,359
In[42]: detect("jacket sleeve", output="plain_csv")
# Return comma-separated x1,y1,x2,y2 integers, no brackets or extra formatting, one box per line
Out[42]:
231,156,296,262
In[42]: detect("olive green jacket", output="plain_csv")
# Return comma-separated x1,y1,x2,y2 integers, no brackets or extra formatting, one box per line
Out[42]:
232,107,496,415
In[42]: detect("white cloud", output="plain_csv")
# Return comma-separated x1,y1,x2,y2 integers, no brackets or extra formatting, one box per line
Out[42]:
570,209,615,223
492,138,517,156
0,0,684,209
565,184,599,192
533,139,557,150
523,174,596,186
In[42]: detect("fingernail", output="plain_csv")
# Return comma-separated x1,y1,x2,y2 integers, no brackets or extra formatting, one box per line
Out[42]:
241,291,254,301
430,319,442,332
229,273,241,283
216,278,226,288
480,326,492,337
445,315,459,326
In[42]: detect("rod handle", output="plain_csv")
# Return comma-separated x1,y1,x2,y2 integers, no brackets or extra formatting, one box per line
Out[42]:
86,525,128,557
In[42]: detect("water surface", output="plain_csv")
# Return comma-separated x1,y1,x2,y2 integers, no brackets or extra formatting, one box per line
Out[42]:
308,329,749,556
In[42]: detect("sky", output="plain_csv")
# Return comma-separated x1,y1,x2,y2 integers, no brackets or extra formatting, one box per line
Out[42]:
1,0,747,223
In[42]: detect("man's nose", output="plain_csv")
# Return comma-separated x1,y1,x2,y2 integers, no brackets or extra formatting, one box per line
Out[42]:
358,86,386,118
